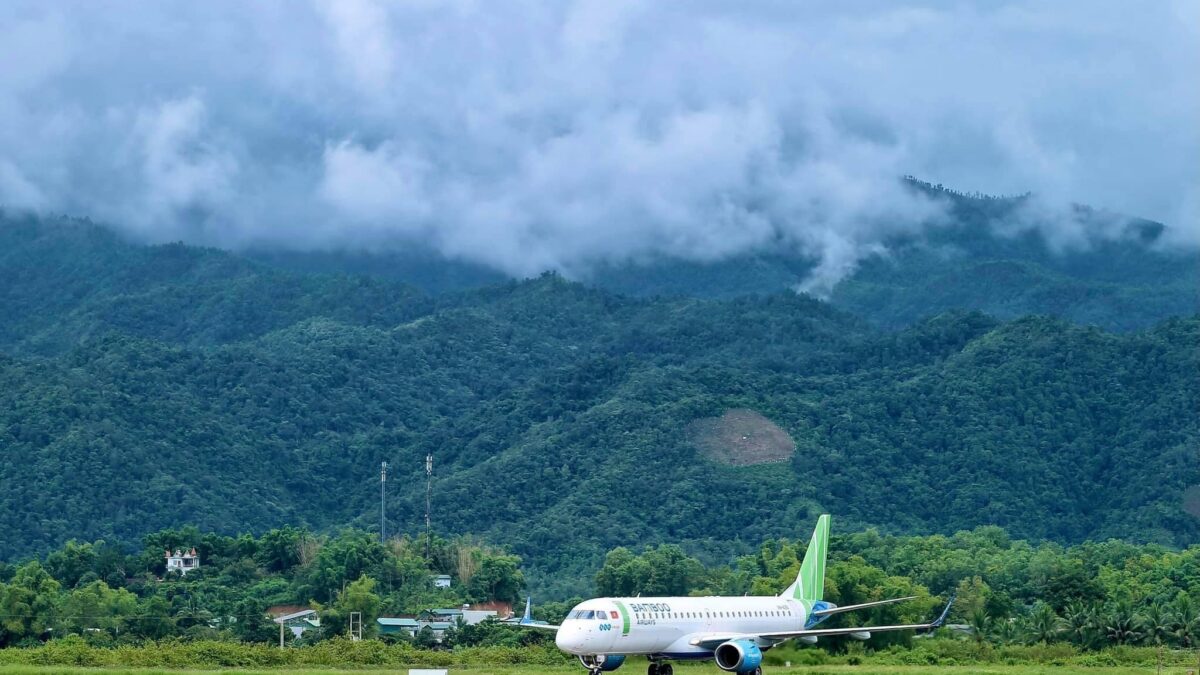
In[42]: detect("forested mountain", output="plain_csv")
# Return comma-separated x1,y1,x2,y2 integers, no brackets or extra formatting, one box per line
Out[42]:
0,211,1197,597
246,181,1198,332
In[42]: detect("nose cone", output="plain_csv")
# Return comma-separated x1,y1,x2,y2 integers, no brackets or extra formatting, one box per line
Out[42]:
555,623,584,654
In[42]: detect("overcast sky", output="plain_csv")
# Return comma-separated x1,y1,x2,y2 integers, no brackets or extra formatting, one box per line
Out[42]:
0,1,1195,284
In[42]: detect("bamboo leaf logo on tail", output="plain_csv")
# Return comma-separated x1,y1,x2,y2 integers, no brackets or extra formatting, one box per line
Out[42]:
780,514,829,602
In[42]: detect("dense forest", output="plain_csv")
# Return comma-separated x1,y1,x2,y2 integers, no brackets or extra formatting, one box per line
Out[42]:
0,202,1198,598
1,524,1197,665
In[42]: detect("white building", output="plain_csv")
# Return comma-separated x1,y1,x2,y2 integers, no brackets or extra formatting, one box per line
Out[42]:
165,547,200,575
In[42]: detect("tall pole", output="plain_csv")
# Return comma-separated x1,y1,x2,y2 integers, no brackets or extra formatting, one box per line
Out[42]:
425,453,433,560
380,461,388,544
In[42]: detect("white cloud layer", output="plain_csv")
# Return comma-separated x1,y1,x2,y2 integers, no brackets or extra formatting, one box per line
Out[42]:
0,0,1195,284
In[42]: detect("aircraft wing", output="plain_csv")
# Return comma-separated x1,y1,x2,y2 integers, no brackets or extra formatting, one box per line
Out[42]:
811,595,917,617
514,620,560,631
688,596,953,650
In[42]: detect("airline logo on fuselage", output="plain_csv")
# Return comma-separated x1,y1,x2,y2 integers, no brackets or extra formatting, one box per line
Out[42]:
628,602,671,613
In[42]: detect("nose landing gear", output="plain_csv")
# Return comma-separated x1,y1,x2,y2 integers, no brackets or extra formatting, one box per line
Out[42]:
647,663,673,675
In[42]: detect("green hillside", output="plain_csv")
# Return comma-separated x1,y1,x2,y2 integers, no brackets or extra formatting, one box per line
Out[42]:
0,213,1197,596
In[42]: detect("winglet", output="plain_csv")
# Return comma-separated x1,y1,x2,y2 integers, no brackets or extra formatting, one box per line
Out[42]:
929,595,955,630
520,597,533,624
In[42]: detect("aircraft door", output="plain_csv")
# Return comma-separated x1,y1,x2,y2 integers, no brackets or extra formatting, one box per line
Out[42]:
597,608,621,651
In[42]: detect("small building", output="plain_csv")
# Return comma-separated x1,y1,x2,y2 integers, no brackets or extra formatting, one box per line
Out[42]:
271,608,320,639
461,608,499,625
420,621,452,641
418,608,462,623
377,616,420,638
431,574,451,588
419,605,498,626
164,548,200,575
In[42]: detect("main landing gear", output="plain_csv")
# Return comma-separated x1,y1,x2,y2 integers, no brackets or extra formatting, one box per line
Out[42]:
647,663,673,675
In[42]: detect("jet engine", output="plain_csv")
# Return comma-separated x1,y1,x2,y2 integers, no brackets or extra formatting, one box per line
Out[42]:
713,638,763,673
579,654,626,671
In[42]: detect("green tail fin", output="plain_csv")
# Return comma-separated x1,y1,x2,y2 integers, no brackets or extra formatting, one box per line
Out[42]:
781,514,829,601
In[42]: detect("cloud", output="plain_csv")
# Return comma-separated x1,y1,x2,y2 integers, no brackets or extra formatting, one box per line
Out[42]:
0,159,47,210
319,140,432,227
124,96,239,240
0,0,1195,287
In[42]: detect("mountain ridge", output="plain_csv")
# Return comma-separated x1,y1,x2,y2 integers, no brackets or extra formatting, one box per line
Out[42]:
0,210,1196,597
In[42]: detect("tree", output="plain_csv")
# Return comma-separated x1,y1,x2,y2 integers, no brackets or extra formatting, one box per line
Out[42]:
59,580,138,637
44,541,98,589
1060,601,1100,649
130,595,175,640
318,575,382,640
231,598,278,643
414,624,438,649
1141,601,1174,675
254,527,307,573
1023,603,1061,644
1171,594,1198,648
967,607,993,646
466,554,524,605
301,531,388,603
0,562,60,642
595,548,649,597
1103,599,1143,646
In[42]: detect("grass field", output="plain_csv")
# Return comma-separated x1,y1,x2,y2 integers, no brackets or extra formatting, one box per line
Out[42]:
0,666,1195,675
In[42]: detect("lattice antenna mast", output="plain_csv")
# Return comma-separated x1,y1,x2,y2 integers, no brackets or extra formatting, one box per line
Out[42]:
425,453,433,560
380,461,388,544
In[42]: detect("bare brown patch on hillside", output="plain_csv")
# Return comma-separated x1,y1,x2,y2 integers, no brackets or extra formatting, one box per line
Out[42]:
688,409,796,466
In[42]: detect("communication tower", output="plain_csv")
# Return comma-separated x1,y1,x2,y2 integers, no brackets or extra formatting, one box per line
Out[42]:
380,461,388,543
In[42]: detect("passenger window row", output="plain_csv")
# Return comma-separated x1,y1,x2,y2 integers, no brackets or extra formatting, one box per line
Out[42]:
631,610,795,620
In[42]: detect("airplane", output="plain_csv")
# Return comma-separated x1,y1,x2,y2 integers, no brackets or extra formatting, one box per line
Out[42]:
516,515,953,675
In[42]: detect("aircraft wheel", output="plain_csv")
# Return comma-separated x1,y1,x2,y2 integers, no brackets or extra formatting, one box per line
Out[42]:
660,665,674,675
647,663,659,675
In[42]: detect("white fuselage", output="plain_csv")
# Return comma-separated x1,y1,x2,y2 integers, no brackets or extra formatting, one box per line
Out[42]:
555,595,808,659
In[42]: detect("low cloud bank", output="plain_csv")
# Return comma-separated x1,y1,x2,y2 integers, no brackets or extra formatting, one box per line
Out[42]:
0,1,1195,289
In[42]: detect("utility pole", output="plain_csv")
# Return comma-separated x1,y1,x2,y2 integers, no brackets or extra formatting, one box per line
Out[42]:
380,461,388,544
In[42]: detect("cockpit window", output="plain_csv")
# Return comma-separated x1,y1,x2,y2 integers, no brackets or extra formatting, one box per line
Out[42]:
568,610,597,619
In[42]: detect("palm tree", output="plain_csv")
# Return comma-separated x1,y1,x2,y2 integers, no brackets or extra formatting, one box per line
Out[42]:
994,616,1021,645
1171,595,1199,674
1173,595,1198,645
1060,601,1100,650
1023,603,1061,644
968,607,994,646
1103,599,1144,646
1141,601,1175,675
